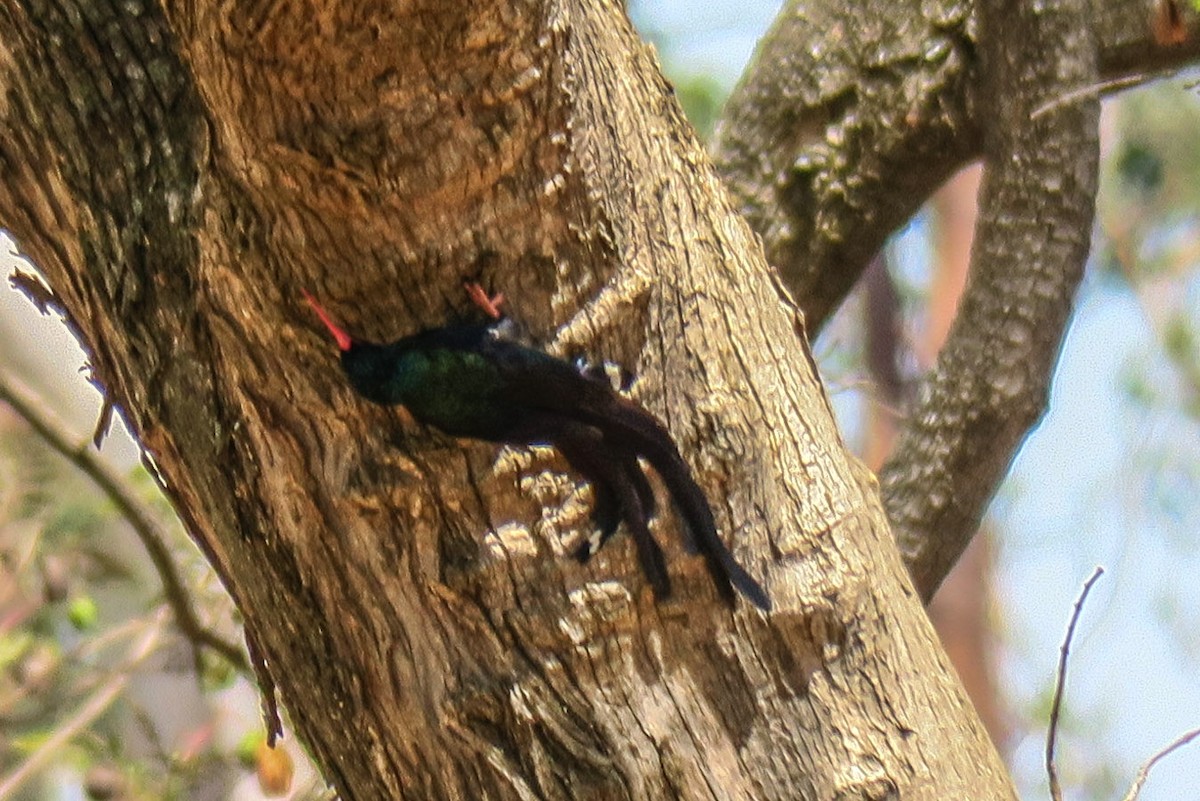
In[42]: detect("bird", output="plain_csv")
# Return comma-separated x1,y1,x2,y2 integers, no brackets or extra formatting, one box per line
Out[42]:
303,282,770,611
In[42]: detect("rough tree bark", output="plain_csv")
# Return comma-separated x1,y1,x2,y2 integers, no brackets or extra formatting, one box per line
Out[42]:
715,0,1200,335
1,0,1193,799
883,0,1101,597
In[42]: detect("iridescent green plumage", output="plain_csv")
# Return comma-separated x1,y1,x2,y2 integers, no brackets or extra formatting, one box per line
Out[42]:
307,289,770,610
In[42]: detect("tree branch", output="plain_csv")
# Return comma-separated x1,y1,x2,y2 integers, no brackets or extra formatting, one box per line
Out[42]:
0,367,249,674
1045,567,1103,801
879,0,1101,600
1045,567,1200,801
1121,726,1200,801
712,0,1200,334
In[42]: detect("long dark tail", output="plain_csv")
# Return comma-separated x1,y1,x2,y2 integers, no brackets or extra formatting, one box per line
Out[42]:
549,420,672,602
583,397,772,611
573,444,656,563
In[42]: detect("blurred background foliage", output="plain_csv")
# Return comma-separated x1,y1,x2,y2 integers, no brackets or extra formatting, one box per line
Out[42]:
2,4,1200,799
0,343,324,798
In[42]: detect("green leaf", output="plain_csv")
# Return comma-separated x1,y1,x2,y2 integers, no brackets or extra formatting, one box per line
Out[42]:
201,652,238,691
0,630,35,670
235,731,266,768
10,728,54,754
67,594,100,630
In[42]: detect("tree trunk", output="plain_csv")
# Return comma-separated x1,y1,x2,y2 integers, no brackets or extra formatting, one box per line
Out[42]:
1,1,1018,798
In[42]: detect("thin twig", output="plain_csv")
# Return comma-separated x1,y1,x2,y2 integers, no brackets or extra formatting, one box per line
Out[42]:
1121,726,1200,801
1046,566,1105,801
0,368,248,674
1029,73,1163,120
0,606,169,799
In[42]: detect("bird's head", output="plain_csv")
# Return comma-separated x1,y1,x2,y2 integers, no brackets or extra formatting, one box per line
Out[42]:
304,290,401,404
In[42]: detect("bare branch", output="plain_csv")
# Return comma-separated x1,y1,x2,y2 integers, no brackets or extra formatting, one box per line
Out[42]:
1121,727,1200,801
1044,568,1199,801
880,0,1101,600
0,367,249,674
1030,73,1163,120
1045,567,1104,801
